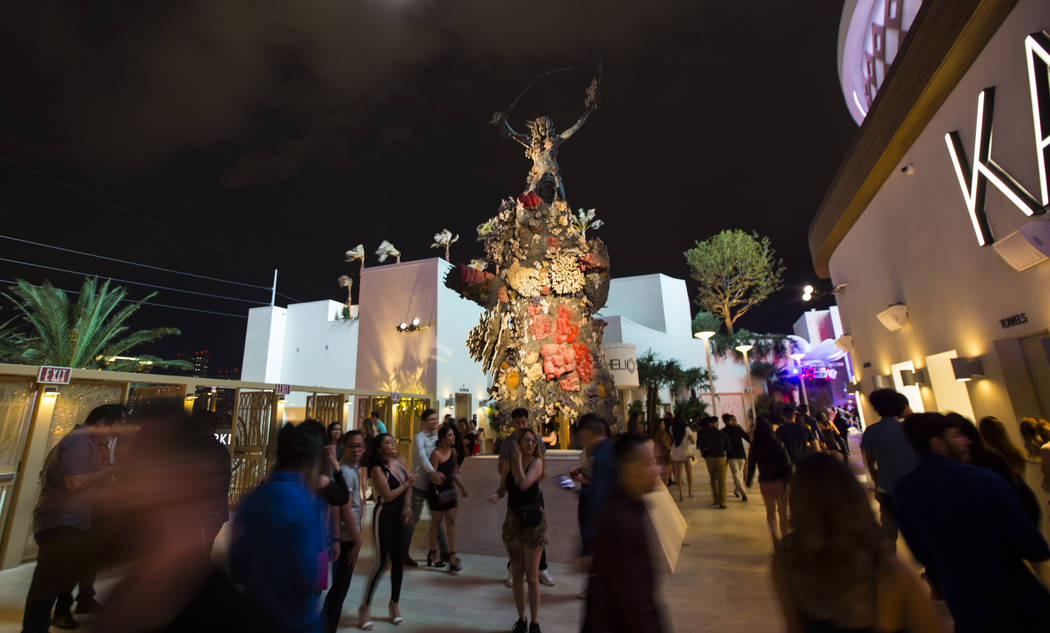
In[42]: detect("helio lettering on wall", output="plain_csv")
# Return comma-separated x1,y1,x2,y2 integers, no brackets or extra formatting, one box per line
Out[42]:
999,312,1029,329
945,31,1050,246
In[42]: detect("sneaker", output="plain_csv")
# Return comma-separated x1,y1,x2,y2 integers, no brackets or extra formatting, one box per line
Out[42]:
75,598,104,615
52,613,80,630
719,504,728,509
511,618,527,633
504,571,513,588
539,569,556,587
741,492,749,502
733,490,740,498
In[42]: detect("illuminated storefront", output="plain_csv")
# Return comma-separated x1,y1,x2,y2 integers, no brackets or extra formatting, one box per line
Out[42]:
811,0,1050,535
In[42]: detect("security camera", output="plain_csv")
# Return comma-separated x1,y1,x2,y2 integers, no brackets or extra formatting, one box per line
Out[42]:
901,163,915,176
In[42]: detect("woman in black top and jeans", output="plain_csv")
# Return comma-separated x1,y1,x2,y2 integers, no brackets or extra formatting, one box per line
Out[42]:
359,434,415,630
746,419,792,546
488,428,546,633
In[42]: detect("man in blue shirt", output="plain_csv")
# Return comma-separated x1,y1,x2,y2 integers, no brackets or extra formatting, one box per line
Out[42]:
231,423,326,633
895,413,1050,632
860,389,916,544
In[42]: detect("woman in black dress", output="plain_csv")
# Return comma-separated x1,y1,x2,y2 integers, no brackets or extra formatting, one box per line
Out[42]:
426,423,469,572
359,434,414,629
488,427,546,633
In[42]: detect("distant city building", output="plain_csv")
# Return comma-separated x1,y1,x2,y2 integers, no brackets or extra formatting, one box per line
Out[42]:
192,349,211,377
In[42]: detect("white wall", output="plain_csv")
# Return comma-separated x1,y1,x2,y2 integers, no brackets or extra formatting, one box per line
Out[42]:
279,301,358,389
241,306,287,383
828,0,1050,433
355,259,440,394
434,259,489,417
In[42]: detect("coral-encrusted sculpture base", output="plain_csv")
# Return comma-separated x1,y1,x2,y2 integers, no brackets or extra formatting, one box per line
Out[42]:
447,192,617,432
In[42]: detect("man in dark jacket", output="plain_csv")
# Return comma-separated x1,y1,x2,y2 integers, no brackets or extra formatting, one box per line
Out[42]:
697,416,730,508
775,405,817,464
721,414,749,502
577,414,616,632
592,435,664,633
895,413,1050,632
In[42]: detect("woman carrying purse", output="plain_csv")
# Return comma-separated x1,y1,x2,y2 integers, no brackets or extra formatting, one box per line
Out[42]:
426,423,469,572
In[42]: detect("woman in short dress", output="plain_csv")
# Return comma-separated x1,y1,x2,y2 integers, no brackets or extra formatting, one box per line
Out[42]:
426,423,468,572
745,419,793,546
489,427,546,633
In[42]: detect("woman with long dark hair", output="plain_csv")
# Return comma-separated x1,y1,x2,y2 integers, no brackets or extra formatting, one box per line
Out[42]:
978,416,1027,477
427,423,468,573
950,414,1041,525
773,453,944,633
668,416,696,501
488,428,547,633
328,421,344,462
358,434,415,629
745,419,792,545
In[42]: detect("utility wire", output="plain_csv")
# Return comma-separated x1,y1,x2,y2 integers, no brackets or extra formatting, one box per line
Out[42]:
0,256,269,305
0,278,247,319
0,233,271,290
0,154,334,296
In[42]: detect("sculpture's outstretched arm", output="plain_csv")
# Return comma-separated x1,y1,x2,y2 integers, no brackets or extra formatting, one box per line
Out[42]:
559,107,593,141
560,77,599,140
491,111,530,148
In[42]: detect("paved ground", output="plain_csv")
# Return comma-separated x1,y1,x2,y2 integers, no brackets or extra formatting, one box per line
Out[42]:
0,456,785,633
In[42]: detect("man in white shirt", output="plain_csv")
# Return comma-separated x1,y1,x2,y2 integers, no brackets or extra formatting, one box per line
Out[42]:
404,408,449,567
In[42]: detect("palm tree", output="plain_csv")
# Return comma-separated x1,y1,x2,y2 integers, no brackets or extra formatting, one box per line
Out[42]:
681,366,710,399
637,350,664,425
662,359,684,408
3,278,191,372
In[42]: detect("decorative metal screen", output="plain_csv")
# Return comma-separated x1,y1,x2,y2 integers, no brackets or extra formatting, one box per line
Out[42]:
0,378,35,554
306,394,344,424
229,390,275,505
47,381,125,451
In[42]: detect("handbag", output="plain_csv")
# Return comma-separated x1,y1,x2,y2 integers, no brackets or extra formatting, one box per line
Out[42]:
436,487,457,505
515,502,543,528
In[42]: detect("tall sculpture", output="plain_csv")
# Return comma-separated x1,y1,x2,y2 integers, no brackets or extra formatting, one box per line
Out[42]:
447,67,618,431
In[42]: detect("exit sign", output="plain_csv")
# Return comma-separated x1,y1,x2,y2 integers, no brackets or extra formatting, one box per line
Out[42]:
37,366,72,385
275,384,291,396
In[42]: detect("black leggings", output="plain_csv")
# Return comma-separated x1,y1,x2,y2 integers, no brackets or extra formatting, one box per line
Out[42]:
363,506,405,606
322,539,358,633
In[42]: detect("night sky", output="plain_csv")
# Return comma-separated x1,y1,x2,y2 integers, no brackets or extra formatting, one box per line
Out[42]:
0,1,857,374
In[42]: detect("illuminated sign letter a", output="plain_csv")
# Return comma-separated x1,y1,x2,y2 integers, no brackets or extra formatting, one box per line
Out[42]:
943,31,1050,247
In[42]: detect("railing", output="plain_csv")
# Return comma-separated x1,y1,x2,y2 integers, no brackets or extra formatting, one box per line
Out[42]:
0,363,433,569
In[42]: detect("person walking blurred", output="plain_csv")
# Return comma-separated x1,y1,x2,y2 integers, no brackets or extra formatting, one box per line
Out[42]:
668,416,696,501
746,419,792,545
231,423,326,633
652,418,673,487
591,435,665,633
722,413,749,502
776,405,818,464
860,389,917,544
697,416,730,508
489,428,547,633
359,434,415,629
772,452,945,633
426,423,468,573
322,430,366,633
895,413,1050,632
575,414,615,631
951,413,1041,525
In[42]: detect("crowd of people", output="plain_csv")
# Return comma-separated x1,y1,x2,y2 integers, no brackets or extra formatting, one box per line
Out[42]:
18,389,1050,633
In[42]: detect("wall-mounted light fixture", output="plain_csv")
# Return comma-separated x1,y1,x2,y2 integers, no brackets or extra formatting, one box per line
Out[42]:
42,386,60,399
395,317,429,333
848,378,863,392
951,357,984,382
872,374,894,390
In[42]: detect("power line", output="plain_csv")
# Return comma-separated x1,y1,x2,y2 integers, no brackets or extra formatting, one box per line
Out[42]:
0,233,272,290
0,154,334,296
0,278,247,319
0,256,269,305
276,291,304,304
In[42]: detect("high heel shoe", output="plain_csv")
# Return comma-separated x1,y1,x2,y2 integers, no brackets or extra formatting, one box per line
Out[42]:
358,606,373,630
426,550,446,568
447,551,462,573
389,601,403,625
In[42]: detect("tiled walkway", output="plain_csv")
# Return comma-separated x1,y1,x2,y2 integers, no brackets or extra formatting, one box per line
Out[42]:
0,459,784,633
